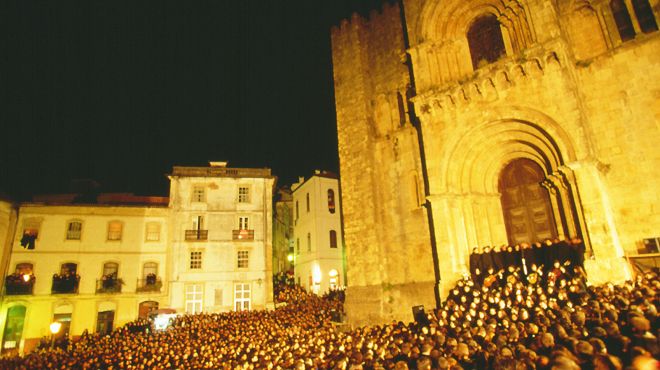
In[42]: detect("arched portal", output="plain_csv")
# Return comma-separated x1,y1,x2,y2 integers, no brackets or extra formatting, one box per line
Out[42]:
499,158,557,245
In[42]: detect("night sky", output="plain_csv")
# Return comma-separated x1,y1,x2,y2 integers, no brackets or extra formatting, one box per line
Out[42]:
1,0,388,201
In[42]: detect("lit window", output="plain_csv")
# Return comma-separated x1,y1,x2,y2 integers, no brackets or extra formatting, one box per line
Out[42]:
145,222,161,241
22,218,41,238
190,251,202,269
107,221,123,241
185,284,203,314
234,283,251,311
467,14,506,70
238,186,250,203
103,262,119,277
237,251,249,269
330,230,338,248
15,263,33,275
192,185,206,203
66,221,83,240
239,216,249,230
328,189,336,214
142,262,158,278
307,233,312,252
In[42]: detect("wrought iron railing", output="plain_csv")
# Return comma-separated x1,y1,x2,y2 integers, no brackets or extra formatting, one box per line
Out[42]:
185,229,208,241
136,277,162,293
232,229,254,241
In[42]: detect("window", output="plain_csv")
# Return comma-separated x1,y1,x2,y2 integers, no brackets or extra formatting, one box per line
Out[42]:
96,310,115,335
307,233,312,252
632,0,658,33
329,269,339,290
190,251,202,269
237,251,249,268
467,14,506,70
66,221,82,240
15,263,33,275
145,222,161,241
328,189,336,214
306,193,310,212
611,0,636,41
239,216,249,230
60,263,77,275
107,221,122,241
103,262,119,278
185,284,203,314
295,201,299,221
192,185,206,203
330,230,338,248
22,218,41,239
296,238,300,255
238,186,250,203
234,283,251,311
142,262,158,277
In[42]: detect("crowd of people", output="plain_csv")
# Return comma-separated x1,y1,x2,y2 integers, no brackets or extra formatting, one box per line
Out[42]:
1,263,659,369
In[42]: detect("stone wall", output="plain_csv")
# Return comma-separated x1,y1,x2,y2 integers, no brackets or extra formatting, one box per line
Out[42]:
331,3,436,325
332,0,659,324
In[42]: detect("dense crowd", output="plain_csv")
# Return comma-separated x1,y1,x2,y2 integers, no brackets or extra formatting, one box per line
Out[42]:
1,263,659,369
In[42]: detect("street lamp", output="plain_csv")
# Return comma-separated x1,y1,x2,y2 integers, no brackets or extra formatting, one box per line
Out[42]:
49,322,62,349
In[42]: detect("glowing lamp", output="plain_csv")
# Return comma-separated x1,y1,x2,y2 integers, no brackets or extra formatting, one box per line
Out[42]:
287,254,294,262
22,274,31,282
50,322,62,335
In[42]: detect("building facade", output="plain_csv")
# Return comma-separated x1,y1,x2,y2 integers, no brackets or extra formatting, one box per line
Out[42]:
0,163,276,354
292,171,345,295
168,162,275,313
332,0,659,324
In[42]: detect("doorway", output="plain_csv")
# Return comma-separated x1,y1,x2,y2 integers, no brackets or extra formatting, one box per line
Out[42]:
499,158,557,245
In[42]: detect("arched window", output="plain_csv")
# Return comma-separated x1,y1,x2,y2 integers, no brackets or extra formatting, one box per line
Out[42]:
60,263,77,275
467,14,506,70
327,189,336,214
329,230,338,248
15,263,33,275
611,0,636,41
632,0,658,33
142,262,158,278
103,262,118,277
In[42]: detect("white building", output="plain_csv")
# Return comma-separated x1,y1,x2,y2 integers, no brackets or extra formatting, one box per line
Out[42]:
167,162,275,313
291,171,345,294
0,162,276,354
0,194,170,353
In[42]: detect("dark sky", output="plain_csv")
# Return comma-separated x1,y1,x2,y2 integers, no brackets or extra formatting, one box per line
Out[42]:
1,0,387,201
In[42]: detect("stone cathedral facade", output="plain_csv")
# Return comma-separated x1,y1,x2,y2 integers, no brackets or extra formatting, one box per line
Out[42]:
331,0,660,324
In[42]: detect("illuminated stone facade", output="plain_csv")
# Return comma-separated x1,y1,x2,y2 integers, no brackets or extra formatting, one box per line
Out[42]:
332,0,659,324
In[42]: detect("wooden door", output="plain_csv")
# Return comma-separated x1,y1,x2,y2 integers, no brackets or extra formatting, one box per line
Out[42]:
499,159,557,245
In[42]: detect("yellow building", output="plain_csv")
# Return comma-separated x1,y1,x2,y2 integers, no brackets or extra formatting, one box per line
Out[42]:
0,162,275,354
331,0,659,324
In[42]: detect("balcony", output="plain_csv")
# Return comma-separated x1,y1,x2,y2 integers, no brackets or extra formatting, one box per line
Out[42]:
185,229,208,241
136,276,162,293
5,274,35,295
96,276,123,294
51,275,80,294
233,229,254,241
